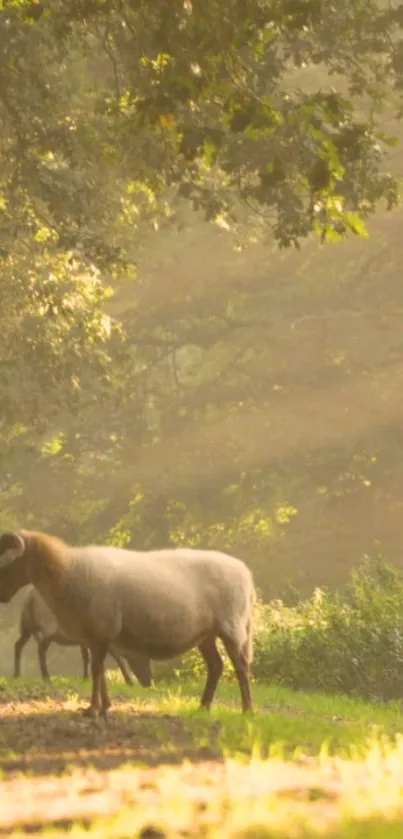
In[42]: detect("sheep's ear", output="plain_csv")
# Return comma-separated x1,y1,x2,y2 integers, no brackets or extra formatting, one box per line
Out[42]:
0,532,25,567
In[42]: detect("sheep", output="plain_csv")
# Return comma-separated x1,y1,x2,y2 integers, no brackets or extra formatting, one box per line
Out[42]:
13,586,152,688
0,529,256,719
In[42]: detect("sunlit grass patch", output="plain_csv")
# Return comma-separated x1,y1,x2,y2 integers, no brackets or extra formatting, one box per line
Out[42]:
153,679,403,759
2,738,403,837
1,677,403,762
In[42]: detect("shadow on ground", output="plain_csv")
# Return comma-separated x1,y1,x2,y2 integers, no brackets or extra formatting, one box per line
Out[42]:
0,700,225,776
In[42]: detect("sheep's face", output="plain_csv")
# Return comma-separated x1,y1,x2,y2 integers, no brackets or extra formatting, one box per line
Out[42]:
0,532,30,602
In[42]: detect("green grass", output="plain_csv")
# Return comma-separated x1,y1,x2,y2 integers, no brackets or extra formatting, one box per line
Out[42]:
0,675,403,836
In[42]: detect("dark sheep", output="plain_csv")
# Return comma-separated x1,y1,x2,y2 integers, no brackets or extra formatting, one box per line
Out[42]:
14,585,152,687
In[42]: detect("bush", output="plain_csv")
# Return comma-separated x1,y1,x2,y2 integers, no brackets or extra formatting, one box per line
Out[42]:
253,556,403,700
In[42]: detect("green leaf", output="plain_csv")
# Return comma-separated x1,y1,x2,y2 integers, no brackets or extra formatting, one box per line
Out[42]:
345,212,369,238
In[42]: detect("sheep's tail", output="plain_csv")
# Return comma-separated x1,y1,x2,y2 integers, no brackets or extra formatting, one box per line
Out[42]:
245,581,256,665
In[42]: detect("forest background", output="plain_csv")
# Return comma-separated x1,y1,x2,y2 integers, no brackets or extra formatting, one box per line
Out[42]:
2,0,403,674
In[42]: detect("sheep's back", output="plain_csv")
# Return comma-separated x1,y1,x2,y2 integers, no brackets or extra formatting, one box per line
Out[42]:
77,545,252,607
68,546,254,653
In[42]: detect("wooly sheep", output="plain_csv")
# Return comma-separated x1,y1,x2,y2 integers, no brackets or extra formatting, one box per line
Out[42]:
0,529,256,719
14,585,152,687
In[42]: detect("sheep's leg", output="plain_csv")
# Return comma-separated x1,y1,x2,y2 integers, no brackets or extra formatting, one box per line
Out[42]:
198,637,224,710
81,645,90,680
82,643,108,719
111,651,134,686
13,630,31,678
220,635,253,713
37,638,52,680
100,670,111,717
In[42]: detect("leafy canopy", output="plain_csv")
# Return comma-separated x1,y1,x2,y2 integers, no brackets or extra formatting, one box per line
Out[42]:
1,0,403,593
1,0,403,256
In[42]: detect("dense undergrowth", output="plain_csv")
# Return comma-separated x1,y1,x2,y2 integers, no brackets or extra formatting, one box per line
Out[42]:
177,556,403,702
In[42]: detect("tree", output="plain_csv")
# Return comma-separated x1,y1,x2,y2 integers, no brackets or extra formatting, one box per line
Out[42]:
1,0,403,257
2,0,403,617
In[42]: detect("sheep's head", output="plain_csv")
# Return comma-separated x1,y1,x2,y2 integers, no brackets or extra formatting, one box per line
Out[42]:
125,651,153,688
0,532,30,602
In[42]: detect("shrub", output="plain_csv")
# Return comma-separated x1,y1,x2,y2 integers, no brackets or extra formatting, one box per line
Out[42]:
253,556,403,700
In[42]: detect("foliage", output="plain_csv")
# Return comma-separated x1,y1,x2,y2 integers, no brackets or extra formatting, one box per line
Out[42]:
1,0,403,261
249,556,403,700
